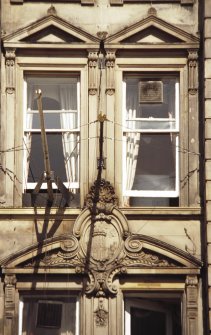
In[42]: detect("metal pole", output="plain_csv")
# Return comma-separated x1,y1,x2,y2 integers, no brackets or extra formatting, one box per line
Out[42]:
36,89,54,203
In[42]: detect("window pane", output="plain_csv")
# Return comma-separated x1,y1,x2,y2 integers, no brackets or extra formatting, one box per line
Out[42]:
21,297,77,335
27,77,78,110
125,297,182,335
24,75,80,191
125,77,178,130
132,134,176,191
131,307,166,335
27,133,66,182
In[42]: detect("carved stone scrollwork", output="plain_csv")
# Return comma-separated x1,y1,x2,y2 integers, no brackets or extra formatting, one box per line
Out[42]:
4,274,17,320
105,50,116,95
5,48,16,94
188,49,198,95
185,275,198,335
88,50,98,95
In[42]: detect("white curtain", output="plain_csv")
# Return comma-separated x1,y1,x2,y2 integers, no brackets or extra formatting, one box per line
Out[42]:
23,85,34,188
126,109,140,193
124,82,140,205
59,84,78,189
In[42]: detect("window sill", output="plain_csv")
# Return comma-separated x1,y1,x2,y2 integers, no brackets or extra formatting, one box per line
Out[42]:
120,206,201,217
0,207,81,219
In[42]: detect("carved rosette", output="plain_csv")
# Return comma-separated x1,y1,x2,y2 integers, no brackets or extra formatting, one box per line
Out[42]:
185,275,198,335
188,49,198,95
4,274,17,320
5,48,16,94
105,50,116,95
88,50,98,95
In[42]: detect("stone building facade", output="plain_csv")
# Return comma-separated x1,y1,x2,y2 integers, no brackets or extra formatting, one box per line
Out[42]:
0,0,209,334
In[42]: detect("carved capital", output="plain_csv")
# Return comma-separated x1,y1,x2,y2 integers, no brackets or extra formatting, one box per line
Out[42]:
88,50,98,95
186,275,198,287
105,50,116,95
188,49,198,95
5,48,16,94
4,274,17,287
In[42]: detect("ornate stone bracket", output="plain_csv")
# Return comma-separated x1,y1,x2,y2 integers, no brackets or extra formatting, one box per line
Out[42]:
105,50,116,95
188,49,198,95
5,48,16,94
185,275,198,335
88,50,98,95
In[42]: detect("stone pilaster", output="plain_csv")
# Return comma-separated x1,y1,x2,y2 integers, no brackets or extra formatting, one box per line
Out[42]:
4,275,17,335
186,275,198,335
187,49,199,206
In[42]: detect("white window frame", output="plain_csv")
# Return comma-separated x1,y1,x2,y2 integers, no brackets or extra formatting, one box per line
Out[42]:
23,74,80,191
18,296,80,335
122,74,180,199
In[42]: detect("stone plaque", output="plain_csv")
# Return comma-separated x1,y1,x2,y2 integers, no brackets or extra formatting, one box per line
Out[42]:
139,80,163,103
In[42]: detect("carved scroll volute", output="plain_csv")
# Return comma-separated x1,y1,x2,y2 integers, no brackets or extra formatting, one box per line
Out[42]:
188,49,198,95
4,275,17,334
88,50,98,95
105,50,116,96
5,48,16,94
185,275,198,335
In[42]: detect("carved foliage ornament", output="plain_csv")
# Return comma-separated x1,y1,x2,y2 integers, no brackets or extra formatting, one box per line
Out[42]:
94,297,108,327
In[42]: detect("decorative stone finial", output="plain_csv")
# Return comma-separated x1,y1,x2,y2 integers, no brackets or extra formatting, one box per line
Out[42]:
47,5,57,15
148,7,157,16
